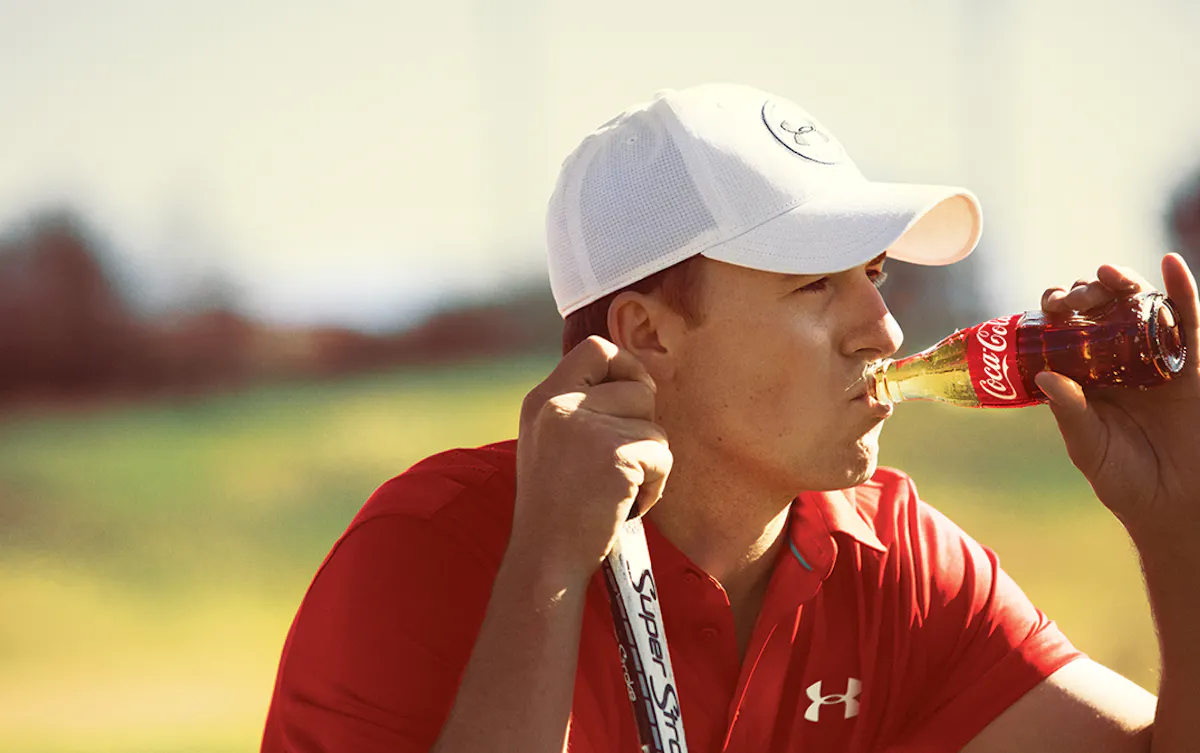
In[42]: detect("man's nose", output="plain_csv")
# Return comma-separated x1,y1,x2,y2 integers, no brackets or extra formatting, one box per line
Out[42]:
876,311,904,360
848,283,904,360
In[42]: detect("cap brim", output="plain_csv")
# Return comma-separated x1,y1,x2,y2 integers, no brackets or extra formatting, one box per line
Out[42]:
700,181,983,274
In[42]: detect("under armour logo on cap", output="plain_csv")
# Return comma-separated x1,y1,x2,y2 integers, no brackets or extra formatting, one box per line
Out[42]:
763,99,846,165
804,678,862,722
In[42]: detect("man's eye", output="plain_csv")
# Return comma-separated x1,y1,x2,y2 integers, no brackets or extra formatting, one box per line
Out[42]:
796,277,830,293
795,269,886,293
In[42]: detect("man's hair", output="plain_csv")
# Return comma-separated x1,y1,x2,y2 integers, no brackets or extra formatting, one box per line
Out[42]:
561,255,707,356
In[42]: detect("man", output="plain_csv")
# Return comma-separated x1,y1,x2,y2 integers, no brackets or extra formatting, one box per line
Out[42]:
262,84,1198,751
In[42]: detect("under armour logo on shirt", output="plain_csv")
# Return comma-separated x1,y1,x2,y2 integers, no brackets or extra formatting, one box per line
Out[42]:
804,678,862,722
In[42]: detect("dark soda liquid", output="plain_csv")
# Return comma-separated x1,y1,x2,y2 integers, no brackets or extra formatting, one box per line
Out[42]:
1015,293,1186,399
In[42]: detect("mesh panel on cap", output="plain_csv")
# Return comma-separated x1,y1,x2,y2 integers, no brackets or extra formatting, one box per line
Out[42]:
701,143,798,235
547,193,586,307
578,111,717,291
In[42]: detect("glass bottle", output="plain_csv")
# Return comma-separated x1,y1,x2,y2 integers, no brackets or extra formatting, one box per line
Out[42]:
869,292,1187,408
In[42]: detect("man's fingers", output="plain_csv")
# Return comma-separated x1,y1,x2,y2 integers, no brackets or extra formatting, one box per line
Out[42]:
1036,371,1104,475
1041,285,1069,312
1042,278,1103,315
1097,264,1154,294
1059,279,1118,314
550,336,656,395
1043,266,1158,317
598,345,657,394
576,381,657,421
1036,371,1088,414
1161,253,1200,372
619,438,674,518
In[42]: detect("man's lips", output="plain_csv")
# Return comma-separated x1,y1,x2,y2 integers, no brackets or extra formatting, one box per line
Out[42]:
851,383,893,417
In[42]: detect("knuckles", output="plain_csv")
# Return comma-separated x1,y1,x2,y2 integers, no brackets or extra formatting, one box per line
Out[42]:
580,334,618,357
1044,278,1122,314
544,392,586,419
524,390,599,441
520,385,668,452
566,335,617,369
520,386,541,415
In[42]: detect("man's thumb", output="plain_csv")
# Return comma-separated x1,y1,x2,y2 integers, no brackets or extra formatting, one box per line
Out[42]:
1036,371,1104,473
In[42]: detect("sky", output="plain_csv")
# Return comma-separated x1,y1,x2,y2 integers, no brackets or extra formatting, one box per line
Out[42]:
1,0,1198,331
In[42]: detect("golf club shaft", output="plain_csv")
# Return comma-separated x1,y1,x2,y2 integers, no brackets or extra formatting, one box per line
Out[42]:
602,518,688,753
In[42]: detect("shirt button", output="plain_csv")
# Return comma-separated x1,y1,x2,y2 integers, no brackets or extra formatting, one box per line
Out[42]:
700,626,720,639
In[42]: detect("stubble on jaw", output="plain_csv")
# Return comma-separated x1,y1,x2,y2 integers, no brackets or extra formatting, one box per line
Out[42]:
817,423,885,491
851,424,886,484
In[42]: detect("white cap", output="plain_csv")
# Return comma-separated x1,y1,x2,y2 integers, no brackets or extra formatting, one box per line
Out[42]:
546,83,983,318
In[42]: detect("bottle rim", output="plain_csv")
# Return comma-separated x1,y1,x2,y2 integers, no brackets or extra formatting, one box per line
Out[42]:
1145,293,1187,377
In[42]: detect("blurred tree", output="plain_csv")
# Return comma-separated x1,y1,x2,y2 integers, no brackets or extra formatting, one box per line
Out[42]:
392,275,562,365
154,267,257,390
0,208,144,401
0,206,272,404
1166,165,1200,266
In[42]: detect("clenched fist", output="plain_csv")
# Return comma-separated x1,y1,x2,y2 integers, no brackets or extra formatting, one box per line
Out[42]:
508,336,674,584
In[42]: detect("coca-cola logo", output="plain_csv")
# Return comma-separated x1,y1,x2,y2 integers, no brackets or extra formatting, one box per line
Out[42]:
975,318,1018,401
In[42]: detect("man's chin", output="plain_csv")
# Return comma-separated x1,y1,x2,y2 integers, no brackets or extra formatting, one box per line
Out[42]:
803,450,878,492
852,455,879,486
846,436,881,485
790,431,882,491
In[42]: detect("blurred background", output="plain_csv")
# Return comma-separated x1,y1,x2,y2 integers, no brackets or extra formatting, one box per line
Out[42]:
2,0,1199,750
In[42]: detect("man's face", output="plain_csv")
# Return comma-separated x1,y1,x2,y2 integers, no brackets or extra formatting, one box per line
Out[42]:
659,253,902,493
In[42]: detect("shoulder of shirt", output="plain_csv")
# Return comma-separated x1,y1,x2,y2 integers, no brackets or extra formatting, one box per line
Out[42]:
348,438,519,530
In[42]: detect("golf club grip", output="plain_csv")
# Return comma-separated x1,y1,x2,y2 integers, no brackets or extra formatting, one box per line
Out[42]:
602,519,688,753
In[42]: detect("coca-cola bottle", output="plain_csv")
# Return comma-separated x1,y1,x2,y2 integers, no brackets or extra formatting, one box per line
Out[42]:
868,291,1188,408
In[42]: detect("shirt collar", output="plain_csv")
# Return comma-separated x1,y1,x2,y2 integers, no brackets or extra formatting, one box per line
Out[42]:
806,488,886,554
640,486,887,583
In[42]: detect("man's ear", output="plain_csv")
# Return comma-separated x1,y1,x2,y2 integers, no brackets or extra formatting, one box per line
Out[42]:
608,291,682,383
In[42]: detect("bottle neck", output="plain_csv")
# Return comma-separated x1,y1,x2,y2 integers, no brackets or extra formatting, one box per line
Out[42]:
868,359,902,405
871,337,981,408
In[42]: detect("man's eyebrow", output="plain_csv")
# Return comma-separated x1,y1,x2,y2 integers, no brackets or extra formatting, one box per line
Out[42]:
777,253,889,283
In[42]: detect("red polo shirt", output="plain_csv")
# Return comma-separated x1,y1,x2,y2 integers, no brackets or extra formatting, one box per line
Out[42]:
262,439,1081,752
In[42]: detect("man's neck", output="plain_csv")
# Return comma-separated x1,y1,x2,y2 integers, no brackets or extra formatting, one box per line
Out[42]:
647,466,794,660
646,468,794,600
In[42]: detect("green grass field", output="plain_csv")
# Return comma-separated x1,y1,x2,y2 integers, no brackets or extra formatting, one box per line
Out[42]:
0,354,1158,752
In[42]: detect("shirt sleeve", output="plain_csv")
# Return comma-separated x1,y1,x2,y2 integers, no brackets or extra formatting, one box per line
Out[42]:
885,478,1085,752
261,485,502,752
